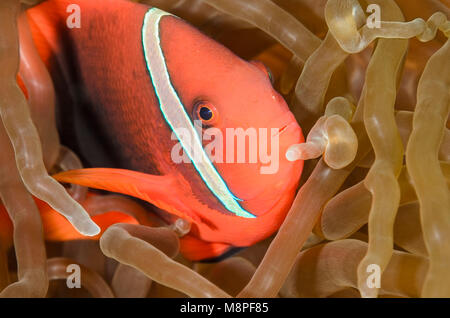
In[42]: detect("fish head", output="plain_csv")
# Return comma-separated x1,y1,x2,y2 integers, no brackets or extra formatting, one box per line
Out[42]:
158,14,304,218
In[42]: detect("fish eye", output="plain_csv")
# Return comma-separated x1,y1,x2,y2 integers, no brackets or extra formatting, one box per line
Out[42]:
250,60,274,85
193,101,218,125
199,106,213,121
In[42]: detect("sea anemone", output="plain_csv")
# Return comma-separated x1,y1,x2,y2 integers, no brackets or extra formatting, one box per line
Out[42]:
0,0,448,298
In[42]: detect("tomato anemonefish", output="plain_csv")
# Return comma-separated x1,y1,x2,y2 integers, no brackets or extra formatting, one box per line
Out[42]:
9,0,305,261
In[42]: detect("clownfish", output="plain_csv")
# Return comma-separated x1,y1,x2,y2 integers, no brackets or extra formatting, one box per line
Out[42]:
10,0,304,261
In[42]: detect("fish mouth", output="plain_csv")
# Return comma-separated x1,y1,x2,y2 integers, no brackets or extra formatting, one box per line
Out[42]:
273,121,297,138
278,124,289,135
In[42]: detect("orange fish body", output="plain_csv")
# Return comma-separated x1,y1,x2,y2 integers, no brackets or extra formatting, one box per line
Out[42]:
7,0,305,261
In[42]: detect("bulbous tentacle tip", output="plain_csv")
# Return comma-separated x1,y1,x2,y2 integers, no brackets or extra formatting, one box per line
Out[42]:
71,217,101,237
285,146,301,162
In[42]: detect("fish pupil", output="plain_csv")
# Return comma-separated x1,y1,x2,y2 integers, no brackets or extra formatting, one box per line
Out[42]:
199,107,213,121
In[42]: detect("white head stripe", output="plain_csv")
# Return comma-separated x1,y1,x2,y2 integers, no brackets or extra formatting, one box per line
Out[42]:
142,8,255,219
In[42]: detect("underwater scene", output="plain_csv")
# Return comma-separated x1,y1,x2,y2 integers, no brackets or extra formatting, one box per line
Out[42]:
0,0,449,299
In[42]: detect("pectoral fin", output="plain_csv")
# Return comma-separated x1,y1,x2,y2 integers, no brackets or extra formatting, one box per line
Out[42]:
53,168,198,223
